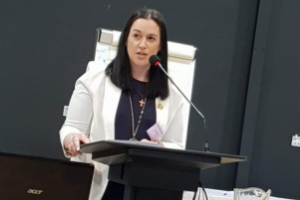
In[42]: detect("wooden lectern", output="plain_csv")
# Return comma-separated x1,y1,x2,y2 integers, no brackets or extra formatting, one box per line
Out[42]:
80,140,246,200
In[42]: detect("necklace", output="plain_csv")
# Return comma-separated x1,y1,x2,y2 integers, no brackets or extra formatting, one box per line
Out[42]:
128,92,147,141
135,88,146,107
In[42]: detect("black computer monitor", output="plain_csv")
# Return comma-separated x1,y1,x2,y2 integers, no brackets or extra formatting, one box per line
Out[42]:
0,152,94,200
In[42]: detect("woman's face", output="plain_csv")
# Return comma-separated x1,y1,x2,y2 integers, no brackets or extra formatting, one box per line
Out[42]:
126,18,161,69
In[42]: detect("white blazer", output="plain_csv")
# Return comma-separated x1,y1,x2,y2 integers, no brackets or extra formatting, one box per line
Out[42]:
59,61,185,200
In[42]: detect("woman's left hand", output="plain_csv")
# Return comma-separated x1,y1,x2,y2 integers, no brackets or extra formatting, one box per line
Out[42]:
141,139,163,147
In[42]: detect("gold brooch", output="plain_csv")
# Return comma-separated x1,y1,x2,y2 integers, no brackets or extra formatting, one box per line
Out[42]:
157,102,163,110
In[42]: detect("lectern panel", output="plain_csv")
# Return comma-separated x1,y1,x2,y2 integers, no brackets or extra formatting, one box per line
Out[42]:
109,162,200,191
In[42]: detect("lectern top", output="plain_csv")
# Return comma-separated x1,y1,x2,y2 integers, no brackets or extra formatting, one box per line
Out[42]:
80,140,246,167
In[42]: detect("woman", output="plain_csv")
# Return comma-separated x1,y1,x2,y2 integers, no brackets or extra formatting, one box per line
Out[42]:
60,8,185,200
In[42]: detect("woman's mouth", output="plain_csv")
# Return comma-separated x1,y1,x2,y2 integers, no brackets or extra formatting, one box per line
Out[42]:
136,52,147,58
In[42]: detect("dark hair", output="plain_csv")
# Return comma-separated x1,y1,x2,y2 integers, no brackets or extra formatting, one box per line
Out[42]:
105,8,169,100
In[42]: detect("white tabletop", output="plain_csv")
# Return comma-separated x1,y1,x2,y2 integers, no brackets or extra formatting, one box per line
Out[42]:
183,188,294,200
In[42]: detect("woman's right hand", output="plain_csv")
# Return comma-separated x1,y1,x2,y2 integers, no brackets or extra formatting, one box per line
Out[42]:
63,133,90,157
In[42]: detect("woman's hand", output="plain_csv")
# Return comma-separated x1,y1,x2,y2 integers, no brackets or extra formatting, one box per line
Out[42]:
141,139,164,147
63,133,90,157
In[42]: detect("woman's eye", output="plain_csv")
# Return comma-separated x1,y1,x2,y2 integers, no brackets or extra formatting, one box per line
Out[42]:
148,36,155,41
134,34,140,38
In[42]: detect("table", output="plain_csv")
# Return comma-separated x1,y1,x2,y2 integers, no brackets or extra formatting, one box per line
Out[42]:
182,188,294,200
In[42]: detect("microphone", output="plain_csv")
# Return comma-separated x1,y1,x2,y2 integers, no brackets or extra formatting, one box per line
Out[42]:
149,55,210,152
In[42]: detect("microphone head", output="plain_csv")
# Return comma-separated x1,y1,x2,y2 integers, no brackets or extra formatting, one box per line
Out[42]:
149,55,161,66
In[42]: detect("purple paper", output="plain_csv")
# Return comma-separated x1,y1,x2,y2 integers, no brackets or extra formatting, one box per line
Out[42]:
147,123,163,141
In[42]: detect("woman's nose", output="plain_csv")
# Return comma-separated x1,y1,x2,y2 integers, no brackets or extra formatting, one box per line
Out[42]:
139,37,147,49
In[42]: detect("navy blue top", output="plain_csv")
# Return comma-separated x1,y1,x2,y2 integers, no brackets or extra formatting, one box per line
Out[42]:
114,78,156,141
102,79,156,199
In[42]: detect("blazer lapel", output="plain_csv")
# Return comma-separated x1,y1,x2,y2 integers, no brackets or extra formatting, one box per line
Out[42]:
155,96,169,134
102,77,121,140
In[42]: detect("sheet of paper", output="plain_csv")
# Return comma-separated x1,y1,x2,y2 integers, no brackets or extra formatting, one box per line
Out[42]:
95,43,110,61
147,123,164,141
